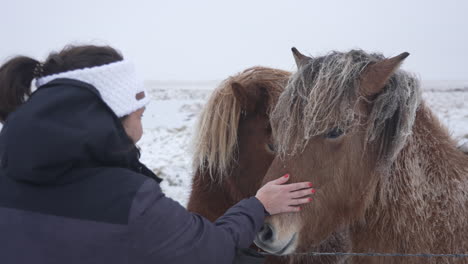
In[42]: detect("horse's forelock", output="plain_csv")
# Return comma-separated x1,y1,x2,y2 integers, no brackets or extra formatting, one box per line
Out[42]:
192,67,289,182
272,50,421,165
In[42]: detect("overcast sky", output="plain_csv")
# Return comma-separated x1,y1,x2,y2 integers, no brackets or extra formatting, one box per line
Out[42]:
1,0,467,81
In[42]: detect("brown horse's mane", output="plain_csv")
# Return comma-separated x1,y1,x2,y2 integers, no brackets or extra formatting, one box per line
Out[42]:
192,66,289,182
272,50,421,167
370,104,468,249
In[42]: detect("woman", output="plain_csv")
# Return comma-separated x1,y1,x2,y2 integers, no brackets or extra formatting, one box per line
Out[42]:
0,45,314,264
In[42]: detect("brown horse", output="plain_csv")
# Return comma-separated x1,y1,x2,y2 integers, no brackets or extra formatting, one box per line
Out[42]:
188,66,288,221
187,66,350,263
255,48,468,264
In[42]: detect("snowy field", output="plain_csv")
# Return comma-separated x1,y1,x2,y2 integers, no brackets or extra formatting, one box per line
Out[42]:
140,80,468,206
0,80,465,206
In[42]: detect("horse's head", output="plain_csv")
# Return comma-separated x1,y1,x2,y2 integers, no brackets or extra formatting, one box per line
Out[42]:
225,69,289,200
189,67,289,217
255,48,421,255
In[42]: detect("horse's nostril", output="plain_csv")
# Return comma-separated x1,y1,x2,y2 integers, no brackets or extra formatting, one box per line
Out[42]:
259,224,274,242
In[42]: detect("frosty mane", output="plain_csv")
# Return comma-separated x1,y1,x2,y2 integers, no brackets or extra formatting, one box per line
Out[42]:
272,50,421,166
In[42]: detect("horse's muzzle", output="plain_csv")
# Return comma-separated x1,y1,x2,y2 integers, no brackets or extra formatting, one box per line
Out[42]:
254,224,297,255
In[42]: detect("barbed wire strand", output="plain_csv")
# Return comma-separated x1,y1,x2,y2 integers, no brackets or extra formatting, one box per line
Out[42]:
259,252,468,258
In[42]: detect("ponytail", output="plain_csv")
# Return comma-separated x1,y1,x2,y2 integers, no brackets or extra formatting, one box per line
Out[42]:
0,45,123,123
0,56,38,122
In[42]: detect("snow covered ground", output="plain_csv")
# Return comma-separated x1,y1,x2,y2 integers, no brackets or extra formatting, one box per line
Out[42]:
0,80,465,206
140,80,468,206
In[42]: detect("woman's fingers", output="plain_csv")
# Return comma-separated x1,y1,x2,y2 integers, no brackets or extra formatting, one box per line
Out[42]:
283,182,313,192
289,188,315,199
279,193,314,215
270,174,290,185
289,197,312,206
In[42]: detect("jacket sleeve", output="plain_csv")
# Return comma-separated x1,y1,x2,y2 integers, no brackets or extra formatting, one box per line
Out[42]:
128,179,266,264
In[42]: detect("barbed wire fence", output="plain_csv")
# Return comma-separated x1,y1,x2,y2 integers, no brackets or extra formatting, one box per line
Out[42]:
259,251,468,258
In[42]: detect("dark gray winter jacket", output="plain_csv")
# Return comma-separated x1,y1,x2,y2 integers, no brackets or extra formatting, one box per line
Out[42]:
0,79,266,264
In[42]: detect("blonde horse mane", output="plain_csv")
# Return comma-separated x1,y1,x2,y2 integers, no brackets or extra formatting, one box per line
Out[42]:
193,66,290,182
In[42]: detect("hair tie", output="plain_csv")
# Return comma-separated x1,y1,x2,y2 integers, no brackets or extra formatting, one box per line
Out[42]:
33,62,44,78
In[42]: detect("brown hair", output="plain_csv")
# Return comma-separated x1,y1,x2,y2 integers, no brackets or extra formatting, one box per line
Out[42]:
0,45,123,122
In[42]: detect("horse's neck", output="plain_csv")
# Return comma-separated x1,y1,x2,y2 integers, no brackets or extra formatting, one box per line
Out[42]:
358,103,468,252
388,103,468,193
187,170,235,222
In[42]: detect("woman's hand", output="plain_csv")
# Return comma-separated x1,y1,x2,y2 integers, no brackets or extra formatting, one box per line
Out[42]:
255,174,314,215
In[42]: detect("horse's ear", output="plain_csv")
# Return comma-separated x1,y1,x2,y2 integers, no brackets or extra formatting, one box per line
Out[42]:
292,47,312,68
231,82,260,113
360,52,410,96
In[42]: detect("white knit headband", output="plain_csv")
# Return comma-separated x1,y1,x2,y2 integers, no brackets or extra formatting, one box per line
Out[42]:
35,60,149,118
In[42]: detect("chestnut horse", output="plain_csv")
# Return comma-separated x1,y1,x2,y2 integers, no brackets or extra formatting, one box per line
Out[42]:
256,48,468,264
188,66,288,221
188,66,350,263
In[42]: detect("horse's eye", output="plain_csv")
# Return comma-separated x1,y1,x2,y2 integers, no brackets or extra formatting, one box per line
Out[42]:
325,128,344,139
266,143,276,153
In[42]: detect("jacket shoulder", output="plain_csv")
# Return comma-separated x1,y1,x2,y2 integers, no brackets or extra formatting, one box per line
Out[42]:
0,167,152,225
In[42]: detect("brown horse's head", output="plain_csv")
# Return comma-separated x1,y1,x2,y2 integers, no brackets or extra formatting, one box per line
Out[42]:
255,48,421,255
188,67,289,220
